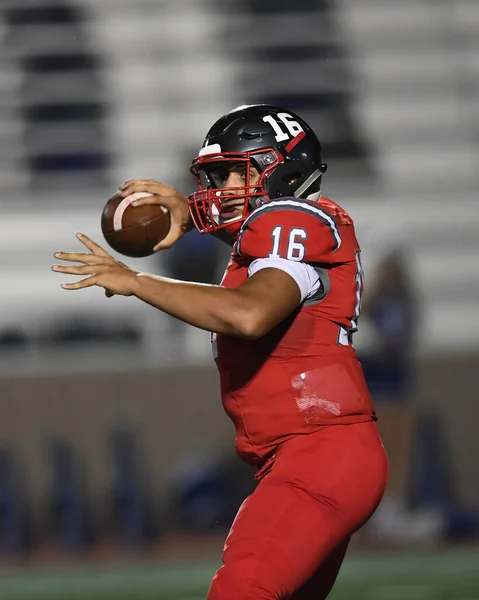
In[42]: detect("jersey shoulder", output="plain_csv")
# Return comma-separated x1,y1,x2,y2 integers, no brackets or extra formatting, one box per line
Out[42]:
236,196,352,263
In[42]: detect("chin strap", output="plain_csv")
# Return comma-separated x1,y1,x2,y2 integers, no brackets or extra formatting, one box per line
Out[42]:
293,168,323,199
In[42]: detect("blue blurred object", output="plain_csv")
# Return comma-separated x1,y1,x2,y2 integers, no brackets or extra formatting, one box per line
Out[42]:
361,294,415,399
49,440,89,550
163,228,224,287
444,509,479,538
411,411,453,510
171,454,236,531
174,227,219,254
110,429,154,546
408,410,479,539
0,447,28,553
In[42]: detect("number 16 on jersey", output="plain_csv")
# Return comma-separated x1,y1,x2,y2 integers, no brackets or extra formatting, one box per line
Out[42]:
269,226,307,261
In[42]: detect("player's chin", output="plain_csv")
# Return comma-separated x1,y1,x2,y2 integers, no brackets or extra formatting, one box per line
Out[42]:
220,198,247,215
219,207,244,221
210,201,245,225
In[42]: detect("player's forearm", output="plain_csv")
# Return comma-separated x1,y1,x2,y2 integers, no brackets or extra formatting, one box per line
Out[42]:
131,272,256,337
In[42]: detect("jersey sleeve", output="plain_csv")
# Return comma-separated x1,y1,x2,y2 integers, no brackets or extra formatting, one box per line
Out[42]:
236,198,341,263
248,257,322,302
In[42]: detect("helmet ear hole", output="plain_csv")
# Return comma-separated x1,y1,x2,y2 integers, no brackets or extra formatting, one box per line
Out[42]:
282,171,302,184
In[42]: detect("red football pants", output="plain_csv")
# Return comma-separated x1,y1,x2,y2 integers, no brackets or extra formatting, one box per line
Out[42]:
208,421,388,600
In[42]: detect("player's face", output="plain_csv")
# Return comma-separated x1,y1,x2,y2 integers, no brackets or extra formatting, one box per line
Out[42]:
216,164,260,220
189,156,266,234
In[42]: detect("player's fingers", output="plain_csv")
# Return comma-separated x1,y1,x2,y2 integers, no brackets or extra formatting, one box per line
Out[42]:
119,181,159,197
120,182,174,201
52,264,97,275
118,179,153,191
53,251,104,264
119,183,149,196
124,192,165,209
61,276,96,290
76,233,111,257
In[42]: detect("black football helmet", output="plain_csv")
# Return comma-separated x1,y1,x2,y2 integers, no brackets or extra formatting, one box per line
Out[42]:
188,104,327,235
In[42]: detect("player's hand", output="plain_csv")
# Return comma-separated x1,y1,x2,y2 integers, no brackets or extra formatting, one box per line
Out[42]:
119,179,194,250
52,233,138,297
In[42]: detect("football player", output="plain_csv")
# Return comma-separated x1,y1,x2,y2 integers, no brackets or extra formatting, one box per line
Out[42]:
53,104,388,599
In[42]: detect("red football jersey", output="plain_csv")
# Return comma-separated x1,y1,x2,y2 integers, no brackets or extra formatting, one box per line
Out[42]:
214,196,376,464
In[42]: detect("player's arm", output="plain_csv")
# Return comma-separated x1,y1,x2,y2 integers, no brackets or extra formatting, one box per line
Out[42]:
131,267,301,339
53,202,333,336
53,234,301,339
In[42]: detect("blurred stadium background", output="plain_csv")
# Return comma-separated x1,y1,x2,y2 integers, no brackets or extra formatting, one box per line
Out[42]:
0,0,478,598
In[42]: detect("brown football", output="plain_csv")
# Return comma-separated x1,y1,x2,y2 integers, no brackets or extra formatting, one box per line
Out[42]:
101,191,170,258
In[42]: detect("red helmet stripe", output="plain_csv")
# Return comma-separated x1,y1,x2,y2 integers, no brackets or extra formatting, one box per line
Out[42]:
285,131,306,153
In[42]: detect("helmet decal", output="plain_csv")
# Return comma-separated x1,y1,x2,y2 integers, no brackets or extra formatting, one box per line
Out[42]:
198,143,222,157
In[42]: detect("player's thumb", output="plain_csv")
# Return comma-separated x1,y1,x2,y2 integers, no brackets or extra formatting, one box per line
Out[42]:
153,224,183,251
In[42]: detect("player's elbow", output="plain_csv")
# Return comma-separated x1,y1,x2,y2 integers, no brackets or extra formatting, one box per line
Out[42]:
232,306,270,340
